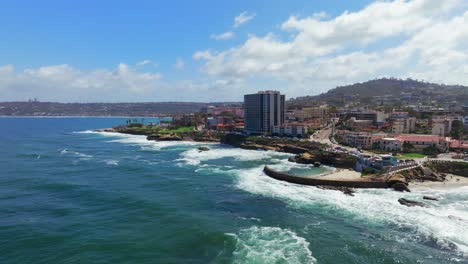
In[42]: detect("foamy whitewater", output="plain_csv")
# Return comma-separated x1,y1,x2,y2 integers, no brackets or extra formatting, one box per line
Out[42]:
1,117,467,263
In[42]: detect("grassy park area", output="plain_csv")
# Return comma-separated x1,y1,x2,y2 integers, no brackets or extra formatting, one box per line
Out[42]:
119,124,195,135
396,153,426,159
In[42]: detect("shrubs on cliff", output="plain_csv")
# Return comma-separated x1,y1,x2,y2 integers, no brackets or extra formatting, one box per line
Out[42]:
426,161,468,177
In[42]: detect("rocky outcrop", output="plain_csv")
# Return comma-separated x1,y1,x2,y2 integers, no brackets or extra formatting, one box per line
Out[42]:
95,128,117,133
238,143,280,151
399,166,448,183
147,134,182,141
317,186,355,196
391,182,411,192
278,145,309,154
425,161,468,177
398,198,428,208
292,152,357,169
220,134,359,169
198,147,210,152
423,196,438,201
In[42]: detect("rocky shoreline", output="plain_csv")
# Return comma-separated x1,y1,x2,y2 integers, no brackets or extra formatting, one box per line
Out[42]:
95,127,220,142
97,128,357,169
96,127,467,197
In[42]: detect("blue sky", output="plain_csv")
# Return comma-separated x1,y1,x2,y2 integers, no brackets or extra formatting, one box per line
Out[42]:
0,0,467,102
0,0,372,72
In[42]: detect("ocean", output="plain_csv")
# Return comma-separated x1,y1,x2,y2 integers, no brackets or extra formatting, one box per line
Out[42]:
0,117,467,263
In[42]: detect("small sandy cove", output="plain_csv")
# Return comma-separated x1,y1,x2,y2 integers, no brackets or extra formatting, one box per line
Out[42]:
410,174,468,189
316,169,468,189
317,169,363,181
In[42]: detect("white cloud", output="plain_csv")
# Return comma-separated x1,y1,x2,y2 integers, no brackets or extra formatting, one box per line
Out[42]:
136,59,152,66
0,63,171,102
210,31,235,40
3,0,468,102
194,0,468,97
0,62,258,102
174,58,185,70
233,11,256,28
312,11,329,20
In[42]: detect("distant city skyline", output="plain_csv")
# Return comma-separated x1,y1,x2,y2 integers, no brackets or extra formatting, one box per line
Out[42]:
1,0,468,102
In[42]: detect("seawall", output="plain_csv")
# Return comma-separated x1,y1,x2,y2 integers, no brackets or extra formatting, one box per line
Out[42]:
263,166,401,189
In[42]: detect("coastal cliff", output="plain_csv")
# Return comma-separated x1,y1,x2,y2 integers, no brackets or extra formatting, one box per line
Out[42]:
425,161,468,177
221,134,357,169
96,125,221,142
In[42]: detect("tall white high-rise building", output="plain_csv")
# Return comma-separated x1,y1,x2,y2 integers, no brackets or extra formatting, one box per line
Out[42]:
244,91,285,134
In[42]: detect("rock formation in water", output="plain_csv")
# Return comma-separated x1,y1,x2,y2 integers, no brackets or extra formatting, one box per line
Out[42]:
398,198,428,208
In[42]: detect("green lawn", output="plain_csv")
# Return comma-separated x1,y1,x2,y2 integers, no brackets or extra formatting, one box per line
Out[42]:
159,126,194,134
396,153,426,159
121,125,194,135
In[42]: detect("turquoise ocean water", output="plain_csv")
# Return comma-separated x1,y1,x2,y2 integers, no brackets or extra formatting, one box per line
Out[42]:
0,117,467,263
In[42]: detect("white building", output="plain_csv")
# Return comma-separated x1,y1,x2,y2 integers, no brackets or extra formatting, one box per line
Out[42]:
431,116,464,136
375,138,402,152
272,124,308,137
336,131,374,149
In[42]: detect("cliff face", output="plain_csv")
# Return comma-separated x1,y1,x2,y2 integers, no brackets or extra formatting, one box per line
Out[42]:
426,161,468,177
290,152,357,169
105,125,221,142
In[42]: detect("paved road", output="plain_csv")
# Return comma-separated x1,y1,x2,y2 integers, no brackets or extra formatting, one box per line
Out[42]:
310,126,333,145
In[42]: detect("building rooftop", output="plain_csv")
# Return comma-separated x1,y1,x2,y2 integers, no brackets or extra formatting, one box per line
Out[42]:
395,134,443,143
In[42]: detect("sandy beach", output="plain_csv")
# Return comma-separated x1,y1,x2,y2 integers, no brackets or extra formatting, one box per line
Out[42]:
316,169,363,181
410,174,468,189
316,169,468,189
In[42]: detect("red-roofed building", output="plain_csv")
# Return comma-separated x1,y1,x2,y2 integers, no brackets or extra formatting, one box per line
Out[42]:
398,134,450,152
448,139,468,151
376,134,451,152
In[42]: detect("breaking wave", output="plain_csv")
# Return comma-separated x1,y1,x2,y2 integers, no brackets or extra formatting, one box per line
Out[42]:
79,130,202,150
178,146,291,166
231,165,468,256
59,149,93,159
228,226,316,264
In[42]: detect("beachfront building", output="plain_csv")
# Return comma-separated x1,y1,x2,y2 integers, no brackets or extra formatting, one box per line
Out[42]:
374,134,450,153
272,124,308,137
335,131,374,149
355,154,398,172
244,91,285,134
375,137,402,152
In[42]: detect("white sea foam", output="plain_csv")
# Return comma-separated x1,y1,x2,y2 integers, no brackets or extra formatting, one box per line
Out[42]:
231,165,468,255
59,149,93,159
105,159,119,166
178,147,290,166
80,130,201,150
228,226,316,264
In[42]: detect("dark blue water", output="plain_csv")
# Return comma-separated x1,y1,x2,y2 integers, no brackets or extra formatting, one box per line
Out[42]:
1,117,467,263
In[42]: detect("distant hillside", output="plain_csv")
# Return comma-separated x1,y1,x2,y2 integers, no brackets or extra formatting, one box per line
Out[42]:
0,102,209,116
289,78,468,107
